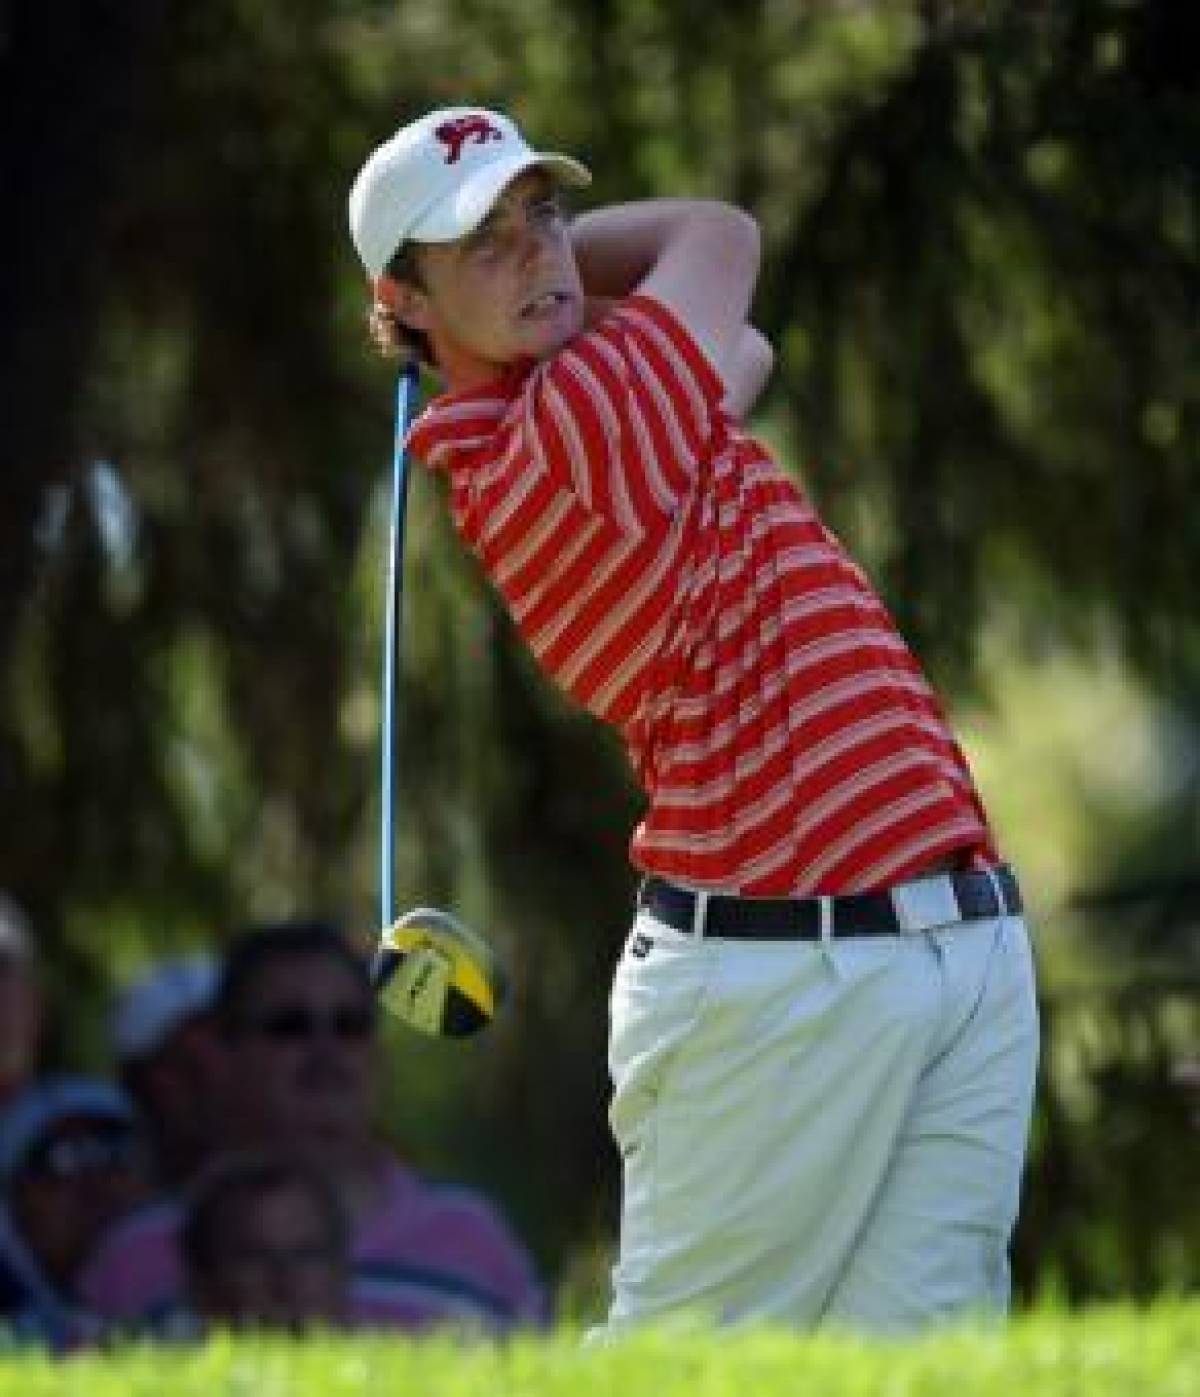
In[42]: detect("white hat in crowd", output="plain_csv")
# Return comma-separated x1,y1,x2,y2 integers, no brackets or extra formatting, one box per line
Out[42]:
0,1076,134,1182
111,956,218,1064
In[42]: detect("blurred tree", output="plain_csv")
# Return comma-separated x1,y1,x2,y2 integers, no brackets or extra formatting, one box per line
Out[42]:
763,0,1198,694
1,0,171,942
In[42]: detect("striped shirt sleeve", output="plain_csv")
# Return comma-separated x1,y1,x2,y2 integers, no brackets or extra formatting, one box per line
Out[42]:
522,293,727,531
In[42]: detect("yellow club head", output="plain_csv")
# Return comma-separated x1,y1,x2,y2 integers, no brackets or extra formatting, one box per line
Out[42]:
372,906,505,1037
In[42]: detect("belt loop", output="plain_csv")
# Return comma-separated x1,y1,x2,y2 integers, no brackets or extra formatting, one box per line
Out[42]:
982,866,1004,919
691,888,709,938
818,896,840,975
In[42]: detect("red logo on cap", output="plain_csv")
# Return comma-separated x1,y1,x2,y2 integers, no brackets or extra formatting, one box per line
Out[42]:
435,115,503,165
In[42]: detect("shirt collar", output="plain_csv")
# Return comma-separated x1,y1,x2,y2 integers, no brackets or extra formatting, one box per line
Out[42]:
408,357,537,461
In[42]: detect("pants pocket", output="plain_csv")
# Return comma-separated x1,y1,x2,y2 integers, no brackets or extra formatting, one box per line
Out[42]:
608,923,716,1275
609,925,714,1141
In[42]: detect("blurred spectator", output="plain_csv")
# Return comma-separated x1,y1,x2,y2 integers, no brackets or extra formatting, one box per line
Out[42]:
0,895,44,1109
170,1152,351,1336
78,921,547,1336
0,1078,152,1350
111,956,221,1188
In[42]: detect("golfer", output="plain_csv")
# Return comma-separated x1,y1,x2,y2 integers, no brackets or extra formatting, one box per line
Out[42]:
348,106,1040,1335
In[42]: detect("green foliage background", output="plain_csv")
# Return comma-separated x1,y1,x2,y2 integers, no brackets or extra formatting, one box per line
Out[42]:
1,0,1196,1311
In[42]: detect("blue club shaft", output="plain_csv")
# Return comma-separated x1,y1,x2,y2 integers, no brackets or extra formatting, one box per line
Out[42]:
380,363,421,931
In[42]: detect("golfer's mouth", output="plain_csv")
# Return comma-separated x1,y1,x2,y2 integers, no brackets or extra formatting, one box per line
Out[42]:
520,290,572,319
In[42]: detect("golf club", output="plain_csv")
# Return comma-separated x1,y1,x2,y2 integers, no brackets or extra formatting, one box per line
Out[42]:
370,361,506,1038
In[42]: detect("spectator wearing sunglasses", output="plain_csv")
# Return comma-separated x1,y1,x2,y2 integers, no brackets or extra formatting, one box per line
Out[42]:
77,921,546,1337
0,1077,152,1350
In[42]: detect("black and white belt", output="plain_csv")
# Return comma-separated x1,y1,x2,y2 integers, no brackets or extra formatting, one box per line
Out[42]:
638,865,1023,941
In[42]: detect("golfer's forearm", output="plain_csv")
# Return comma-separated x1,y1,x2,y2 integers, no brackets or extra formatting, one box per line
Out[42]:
571,199,757,298
574,200,766,419
584,294,621,329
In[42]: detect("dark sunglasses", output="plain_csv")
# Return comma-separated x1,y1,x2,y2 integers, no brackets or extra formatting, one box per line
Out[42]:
24,1125,140,1181
239,1004,375,1042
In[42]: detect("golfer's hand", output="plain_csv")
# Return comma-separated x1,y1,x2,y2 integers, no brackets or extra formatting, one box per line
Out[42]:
584,294,620,328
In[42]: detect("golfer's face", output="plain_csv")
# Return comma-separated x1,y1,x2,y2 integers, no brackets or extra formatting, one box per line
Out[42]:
416,170,585,383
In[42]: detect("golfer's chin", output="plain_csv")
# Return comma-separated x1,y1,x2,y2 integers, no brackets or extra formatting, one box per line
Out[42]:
519,300,585,361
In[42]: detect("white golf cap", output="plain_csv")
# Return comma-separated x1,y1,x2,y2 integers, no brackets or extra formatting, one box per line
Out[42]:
111,955,218,1063
348,106,591,278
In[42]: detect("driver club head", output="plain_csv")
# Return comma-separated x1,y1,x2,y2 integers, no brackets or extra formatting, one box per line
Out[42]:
372,906,506,1038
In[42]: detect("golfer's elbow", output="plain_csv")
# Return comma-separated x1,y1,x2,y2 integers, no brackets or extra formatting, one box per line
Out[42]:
723,326,775,420
743,326,775,394
696,201,761,283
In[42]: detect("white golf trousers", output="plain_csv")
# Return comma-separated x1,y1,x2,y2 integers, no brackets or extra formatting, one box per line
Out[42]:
602,902,1039,1335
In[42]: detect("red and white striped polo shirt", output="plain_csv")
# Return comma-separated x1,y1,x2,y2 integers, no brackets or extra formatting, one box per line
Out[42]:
408,294,996,894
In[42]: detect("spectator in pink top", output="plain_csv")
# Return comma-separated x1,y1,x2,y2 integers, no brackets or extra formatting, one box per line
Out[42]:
76,921,546,1336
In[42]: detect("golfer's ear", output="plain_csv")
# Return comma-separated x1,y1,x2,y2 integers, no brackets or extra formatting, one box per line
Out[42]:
374,274,432,334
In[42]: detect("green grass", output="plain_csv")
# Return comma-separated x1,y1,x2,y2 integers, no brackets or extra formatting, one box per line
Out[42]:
1,1303,1195,1395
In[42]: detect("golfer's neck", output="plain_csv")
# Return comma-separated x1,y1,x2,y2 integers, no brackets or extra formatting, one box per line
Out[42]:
432,336,514,395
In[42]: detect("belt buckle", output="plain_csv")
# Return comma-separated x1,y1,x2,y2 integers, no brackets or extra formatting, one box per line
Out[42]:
890,875,960,934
